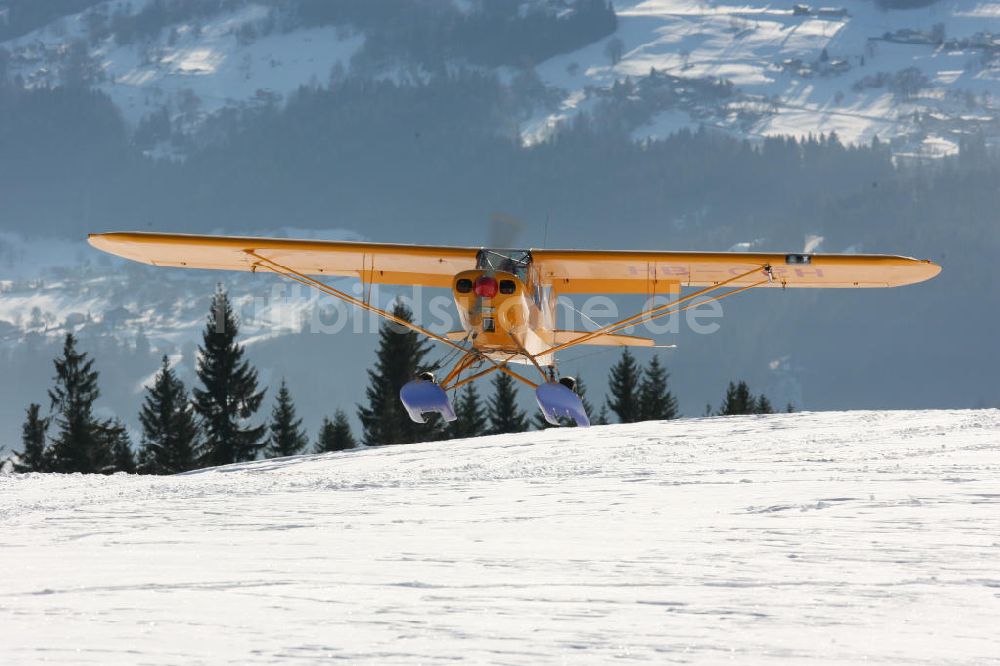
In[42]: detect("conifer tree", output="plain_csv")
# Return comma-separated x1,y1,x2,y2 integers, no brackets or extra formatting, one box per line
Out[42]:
717,381,775,415
46,334,112,473
718,380,755,415
13,403,48,473
266,379,308,458
448,384,487,439
488,372,528,434
358,302,442,445
607,349,642,423
315,409,356,452
192,288,266,466
594,404,611,425
104,418,136,473
138,356,199,474
576,374,594,419
639,356,679,420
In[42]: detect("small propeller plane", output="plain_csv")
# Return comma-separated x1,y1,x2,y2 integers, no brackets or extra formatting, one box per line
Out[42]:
89,232,940,427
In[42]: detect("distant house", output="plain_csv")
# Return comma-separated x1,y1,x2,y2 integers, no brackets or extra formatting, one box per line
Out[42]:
793,5,848,18
883,28,936,45
822,58,851,74
817,7,849,18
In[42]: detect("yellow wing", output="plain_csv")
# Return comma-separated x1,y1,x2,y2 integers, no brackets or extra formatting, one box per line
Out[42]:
88,232,941,291
532,249,940,292
88,232,478,288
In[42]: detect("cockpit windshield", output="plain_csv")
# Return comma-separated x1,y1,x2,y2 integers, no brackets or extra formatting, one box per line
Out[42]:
476,249,532,282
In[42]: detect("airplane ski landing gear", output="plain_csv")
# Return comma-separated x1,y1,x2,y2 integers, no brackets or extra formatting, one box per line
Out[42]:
536,380,591,428
400,374,458,423
400,357,591,428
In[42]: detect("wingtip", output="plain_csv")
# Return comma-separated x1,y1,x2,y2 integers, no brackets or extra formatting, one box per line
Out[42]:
905,258,941,286
87,232,114,247
87,231,127,253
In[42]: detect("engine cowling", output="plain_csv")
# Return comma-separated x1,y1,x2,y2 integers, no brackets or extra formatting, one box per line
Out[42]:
452,270,529,341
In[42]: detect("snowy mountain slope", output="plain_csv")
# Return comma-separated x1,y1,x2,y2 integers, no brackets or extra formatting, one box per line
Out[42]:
5,0,1000,155
1,1,362,129
535,0,1000,154
3,410,999,664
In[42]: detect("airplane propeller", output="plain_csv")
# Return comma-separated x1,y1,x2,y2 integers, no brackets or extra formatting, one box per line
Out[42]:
488,212,525,251
471,212,528,305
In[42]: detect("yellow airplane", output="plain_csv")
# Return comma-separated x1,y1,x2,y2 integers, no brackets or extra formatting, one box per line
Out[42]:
89,232,940,427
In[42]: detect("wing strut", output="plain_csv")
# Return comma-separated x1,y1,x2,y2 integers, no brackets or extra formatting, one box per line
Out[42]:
246,250,469,355
536,265,770,358
246,250,541,392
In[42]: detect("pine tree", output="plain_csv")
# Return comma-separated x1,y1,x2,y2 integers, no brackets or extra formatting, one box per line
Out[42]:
594,404,611,425
13,403,48,473
448,384,487,439
315,410,356,453
576,374,594,419
192,288,267,466
607,349,642,423
266,379,308,458
718,380,755,415
488,372,528,434
138,356,199,474
358,302,442,445
104,418,136,473
46,334,112,473
639,356,679,420
755,394,774,414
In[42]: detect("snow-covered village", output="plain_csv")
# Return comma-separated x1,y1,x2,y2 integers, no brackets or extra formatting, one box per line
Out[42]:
1,1,998,663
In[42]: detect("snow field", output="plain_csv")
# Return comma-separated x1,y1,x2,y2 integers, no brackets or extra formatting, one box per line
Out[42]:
2,409,999,663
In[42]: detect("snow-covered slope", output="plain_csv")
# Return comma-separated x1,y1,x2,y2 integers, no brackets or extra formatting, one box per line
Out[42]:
534,0,1000,154
5,0,1000,155
2,2,362,132
3,410,999,664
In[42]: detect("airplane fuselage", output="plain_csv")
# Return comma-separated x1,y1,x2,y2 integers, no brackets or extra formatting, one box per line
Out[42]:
450,250,556,366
